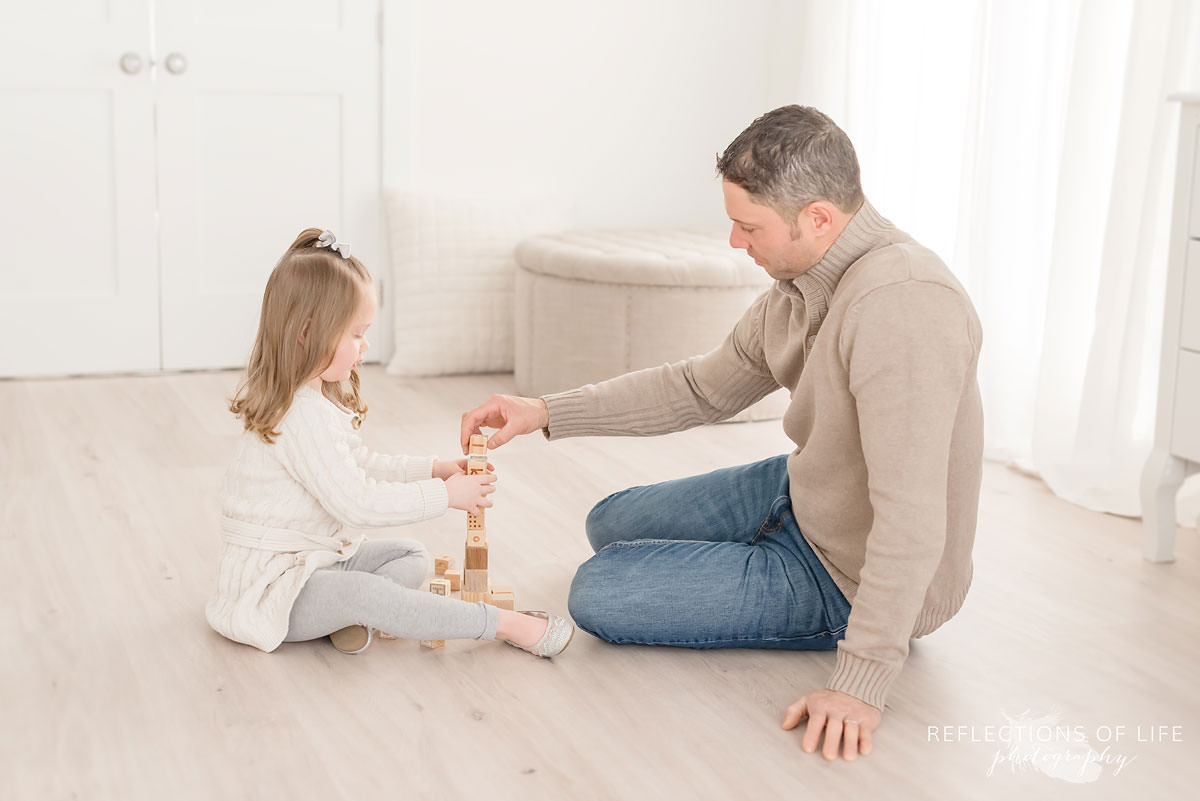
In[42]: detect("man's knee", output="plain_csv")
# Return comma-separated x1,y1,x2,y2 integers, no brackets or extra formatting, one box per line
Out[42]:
567,560,613,638
584,492,627,552
568,558,639,643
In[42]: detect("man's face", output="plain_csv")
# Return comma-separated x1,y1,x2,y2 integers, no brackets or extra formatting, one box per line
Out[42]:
722,180,823,281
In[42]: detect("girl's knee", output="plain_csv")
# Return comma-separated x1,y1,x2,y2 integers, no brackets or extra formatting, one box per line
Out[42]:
376,539,430,589
408,539,430,570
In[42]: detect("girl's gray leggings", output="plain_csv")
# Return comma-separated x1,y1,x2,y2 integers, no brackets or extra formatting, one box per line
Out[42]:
283,538,500,643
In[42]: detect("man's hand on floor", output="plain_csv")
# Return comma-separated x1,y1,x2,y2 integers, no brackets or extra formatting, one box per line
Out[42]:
782,689,882,761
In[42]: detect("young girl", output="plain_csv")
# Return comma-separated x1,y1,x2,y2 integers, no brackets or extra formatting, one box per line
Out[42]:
205,228,573,658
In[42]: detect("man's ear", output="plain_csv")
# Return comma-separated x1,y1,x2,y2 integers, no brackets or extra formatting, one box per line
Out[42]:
807,201,837,235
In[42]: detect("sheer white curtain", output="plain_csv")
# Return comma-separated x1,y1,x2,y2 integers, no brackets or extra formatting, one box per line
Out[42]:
792,0,1200,527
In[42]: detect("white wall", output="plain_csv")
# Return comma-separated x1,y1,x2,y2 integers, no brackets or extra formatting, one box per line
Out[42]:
382,0,802,230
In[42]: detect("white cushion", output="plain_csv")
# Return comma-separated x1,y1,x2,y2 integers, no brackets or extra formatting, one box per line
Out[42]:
384,191,567,377
514,228,788,422
515,229,768,287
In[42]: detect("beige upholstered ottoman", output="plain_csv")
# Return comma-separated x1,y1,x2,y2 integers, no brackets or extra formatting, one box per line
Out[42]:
514,229,789,422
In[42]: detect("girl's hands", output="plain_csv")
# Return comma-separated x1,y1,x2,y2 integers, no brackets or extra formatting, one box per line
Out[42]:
433,457,493,480
433,457,467,480
444,471,497,515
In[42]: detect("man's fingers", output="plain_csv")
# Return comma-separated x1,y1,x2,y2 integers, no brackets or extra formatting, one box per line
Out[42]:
781,699,807,731
801,712,826,753
460,397,506,452
842,720,860,762
821,719,843,761
459,412,483,454
859,726,873,756
486,425,515,450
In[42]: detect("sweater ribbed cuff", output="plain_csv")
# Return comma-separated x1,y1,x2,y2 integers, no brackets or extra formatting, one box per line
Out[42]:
825,648,896,711
542,390,590,440
415,477,449,520
404,456,436,483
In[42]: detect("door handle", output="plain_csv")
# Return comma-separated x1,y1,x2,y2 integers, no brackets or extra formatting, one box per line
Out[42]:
119,52,144,75
164,53,188,75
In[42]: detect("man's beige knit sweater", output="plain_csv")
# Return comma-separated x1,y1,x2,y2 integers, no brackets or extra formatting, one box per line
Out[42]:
542,200,983,709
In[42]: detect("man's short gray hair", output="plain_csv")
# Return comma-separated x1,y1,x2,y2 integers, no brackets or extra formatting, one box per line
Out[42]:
716,105,864,221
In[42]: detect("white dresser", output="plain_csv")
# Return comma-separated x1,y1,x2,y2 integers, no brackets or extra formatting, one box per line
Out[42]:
1142,94,1200,562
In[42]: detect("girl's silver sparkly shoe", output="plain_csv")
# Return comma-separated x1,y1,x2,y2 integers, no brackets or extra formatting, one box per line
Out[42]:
507,611,574,658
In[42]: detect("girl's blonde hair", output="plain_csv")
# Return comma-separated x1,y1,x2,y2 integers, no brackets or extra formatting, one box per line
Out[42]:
230,227,373,442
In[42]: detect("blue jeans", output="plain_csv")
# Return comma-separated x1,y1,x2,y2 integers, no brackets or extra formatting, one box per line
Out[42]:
568,454,851,649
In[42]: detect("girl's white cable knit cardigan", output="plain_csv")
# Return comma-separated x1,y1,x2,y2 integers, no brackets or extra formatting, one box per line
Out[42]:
205,386,449,651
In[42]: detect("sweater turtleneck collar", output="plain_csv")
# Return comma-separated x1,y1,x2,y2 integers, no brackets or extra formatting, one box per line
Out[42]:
778,198,896,333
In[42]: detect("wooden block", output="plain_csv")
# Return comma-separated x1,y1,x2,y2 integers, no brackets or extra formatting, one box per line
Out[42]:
443,568,462,591
434,554,453,575
420,639,445,649
463,569,489,593
463,433,492,605
490,587,515,611
465,542,488,570
462,569,489,601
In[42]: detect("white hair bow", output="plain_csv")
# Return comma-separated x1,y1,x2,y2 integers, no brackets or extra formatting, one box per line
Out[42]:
315,229,352,259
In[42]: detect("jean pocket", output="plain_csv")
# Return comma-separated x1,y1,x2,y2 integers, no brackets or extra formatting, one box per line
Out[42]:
750,495,792,545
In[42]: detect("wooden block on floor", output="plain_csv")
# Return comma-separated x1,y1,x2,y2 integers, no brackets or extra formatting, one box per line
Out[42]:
434,554,453,575
465,542,488,569
443,569,462,592
463,569,489,594
462,569,489,602
490,588,515,610
419,639,445,649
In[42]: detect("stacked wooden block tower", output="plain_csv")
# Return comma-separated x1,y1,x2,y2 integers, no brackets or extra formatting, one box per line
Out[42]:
420,433,514,649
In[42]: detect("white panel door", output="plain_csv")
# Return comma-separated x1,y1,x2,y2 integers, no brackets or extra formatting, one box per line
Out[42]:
155,0,381,370
0,0,161,377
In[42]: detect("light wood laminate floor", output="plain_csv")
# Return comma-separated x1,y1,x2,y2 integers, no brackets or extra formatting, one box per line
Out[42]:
2,367,1197,800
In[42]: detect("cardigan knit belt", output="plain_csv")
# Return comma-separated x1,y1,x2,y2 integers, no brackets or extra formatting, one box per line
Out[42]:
220,516,355,554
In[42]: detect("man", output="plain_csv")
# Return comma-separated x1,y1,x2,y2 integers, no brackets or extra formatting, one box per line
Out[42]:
460,106,983,762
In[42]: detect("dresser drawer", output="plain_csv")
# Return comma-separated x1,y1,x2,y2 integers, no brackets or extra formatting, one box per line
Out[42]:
1183,240,1200,351
1172,349,1200,461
